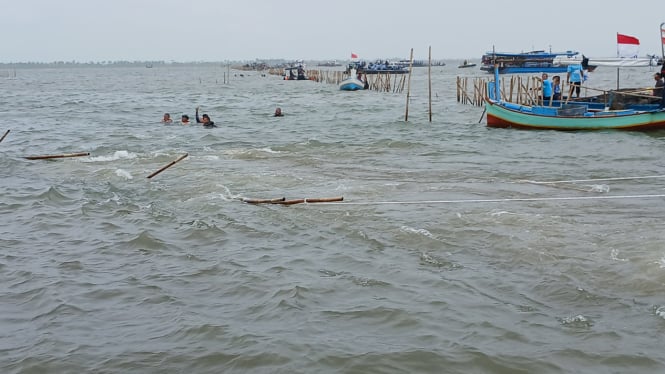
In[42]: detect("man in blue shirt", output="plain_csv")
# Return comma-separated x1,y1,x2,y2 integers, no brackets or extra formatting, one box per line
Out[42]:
567,63,583,98
538,73,553,103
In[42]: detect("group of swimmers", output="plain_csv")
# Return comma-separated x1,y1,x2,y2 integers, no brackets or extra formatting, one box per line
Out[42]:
161,107,216,128
161,107,285,126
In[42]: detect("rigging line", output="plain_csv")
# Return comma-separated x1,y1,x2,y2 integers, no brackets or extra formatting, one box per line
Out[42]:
519,175,665,185
323,194,665,206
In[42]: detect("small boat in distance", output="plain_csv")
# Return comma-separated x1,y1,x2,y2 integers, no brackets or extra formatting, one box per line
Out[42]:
458,60,477,68
480,49,581,74
347,60,410,75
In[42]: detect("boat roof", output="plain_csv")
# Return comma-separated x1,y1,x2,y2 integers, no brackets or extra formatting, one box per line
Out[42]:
483,50,579,58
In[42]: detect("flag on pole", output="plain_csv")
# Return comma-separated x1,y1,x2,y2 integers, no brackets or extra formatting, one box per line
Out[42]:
351,53,358,59
617,33,639,58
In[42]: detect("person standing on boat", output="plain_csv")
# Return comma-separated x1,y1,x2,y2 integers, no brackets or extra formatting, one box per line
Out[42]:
567,62,584,98
552,76,562,101
536,73,553,103
195,107,217,128
652,72,664,97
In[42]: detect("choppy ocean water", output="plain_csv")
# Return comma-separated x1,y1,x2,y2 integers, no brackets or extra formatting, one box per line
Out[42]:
1,63,665,373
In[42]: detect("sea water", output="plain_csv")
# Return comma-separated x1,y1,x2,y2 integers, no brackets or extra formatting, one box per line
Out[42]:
1,63,665,373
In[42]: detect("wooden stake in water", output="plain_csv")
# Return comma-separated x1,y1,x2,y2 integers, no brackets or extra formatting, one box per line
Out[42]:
0,129,9,143
428,46,432,122
404,48,414,122
147,153,188,179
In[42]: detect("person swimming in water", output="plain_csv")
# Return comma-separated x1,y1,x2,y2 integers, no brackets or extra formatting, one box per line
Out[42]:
180,114,190,125
161,113,173,124
195,107,217,128
274,107,283,117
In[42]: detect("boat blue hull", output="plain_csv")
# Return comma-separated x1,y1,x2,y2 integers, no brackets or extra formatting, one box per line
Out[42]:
339,78,364,91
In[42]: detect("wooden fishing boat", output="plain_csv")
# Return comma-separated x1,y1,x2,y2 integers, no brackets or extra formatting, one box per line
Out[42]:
484,59,665,130
485,99,665,130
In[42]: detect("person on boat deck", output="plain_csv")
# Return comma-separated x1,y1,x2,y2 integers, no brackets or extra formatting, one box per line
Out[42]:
567,62,584,98
180,114,190,125
552,75,562,101
195,107,217,128
274,107,283,117
652,72,664,97
161,113,173,124
536,73,553,102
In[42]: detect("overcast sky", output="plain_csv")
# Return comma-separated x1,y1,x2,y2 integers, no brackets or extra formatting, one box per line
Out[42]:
2,0,664,62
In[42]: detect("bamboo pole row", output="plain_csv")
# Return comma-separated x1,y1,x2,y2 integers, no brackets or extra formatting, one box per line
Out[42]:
455,75,655,108
265,67,407,93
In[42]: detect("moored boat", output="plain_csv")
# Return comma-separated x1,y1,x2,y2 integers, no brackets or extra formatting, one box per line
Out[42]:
339,76,365,91
484,60,665,131
480,49,582,74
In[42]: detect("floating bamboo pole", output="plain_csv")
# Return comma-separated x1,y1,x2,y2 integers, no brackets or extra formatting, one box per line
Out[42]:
147,153,188,179
24,152,90,160
305,196,344,203
241,197,286,204
0,129,9,143
241,196,344,205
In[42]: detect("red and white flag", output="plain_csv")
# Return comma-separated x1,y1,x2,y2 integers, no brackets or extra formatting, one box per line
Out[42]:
661,24,665,45
351,53,359,59
617,33,639,58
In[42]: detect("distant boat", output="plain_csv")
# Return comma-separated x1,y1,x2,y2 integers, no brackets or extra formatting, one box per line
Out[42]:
145,63,153,68
458,60,477,68
480,50,583,74
317,60,342,67
347,60,410,75
339,69,365,91
283,64,310,80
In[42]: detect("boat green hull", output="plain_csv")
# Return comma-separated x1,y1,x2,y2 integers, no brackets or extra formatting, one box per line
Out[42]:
485,100,665,131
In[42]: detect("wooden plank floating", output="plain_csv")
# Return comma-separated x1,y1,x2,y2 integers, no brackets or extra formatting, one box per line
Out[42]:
0,129,9,143
147,153,188,179
241,197,286,204
242,196,344,205
24,152,90,160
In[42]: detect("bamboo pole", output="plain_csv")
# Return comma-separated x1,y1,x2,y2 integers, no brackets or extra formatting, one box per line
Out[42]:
241,197,286,204
147,153,188,179
0,129,9,143
272,199,305,205
404,48,414,122
428,46,432,122
24,152,90,160
305,196,344,203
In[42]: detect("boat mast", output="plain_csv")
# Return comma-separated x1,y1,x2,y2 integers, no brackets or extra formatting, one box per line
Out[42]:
661,22,665,62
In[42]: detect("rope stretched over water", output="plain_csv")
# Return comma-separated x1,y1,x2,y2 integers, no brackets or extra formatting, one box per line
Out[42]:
321,194,665,206
519,174,665,185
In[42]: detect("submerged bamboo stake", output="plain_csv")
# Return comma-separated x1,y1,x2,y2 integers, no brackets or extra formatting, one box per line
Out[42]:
24,152,90,160
0,129,9,143
147,153,188,179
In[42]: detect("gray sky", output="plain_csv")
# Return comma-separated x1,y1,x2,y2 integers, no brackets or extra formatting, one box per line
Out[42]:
2,0,663,62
